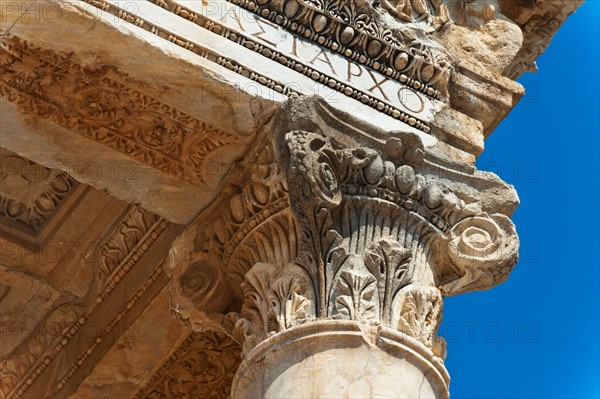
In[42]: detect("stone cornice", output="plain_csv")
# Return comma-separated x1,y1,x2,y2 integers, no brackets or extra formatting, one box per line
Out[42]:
77,0,438,133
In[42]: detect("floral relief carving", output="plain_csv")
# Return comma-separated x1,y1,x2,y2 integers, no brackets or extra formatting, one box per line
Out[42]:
0,36,242,188
0,305,79,399
234,262,310,354
260,97,518,353
333,268,378,321
280,129,449,345
364,238,412,324
135,330,241,399
395,285,443,348
0,201,170,399
168,137,303,345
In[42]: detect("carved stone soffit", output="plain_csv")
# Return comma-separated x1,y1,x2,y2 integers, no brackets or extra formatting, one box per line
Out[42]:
135,329,241,399
0,201,179,399
168,96,519,363
0,34,246,187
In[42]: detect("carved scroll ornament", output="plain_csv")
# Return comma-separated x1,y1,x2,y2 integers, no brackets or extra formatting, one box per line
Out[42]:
168,138,301,342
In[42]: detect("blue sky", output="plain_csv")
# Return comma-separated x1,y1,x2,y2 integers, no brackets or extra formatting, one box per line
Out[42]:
441,2,600,398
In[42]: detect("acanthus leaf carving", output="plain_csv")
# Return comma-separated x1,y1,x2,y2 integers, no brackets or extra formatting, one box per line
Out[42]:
234,262,312,355
169,97,519,360
168,136,304,351
265,97,519,353
269,275,309,331
395,284,443,348
364,238,412,325
333,267,378,322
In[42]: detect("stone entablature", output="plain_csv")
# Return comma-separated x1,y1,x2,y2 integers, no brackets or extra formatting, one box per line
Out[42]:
58,0,447,132
3,0,570,227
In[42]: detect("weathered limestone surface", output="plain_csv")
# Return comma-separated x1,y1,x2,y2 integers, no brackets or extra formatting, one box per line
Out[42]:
0,0,583,397
71,287,192,399
232,321,450,398
1,100,219,225
1,1,272,223
502,0,585,78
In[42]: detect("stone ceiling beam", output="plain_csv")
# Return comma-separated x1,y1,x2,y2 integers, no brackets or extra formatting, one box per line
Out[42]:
72,286,193,399
0,153,185,399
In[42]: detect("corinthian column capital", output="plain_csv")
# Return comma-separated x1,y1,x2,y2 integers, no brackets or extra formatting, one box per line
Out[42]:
243,96,518,397
169,96,519,398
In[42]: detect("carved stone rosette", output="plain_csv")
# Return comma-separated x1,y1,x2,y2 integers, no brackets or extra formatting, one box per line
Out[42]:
169,96,519,398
